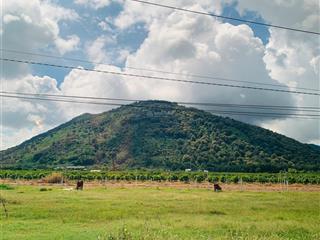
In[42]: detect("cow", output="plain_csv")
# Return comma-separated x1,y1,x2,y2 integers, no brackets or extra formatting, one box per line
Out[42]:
213,183,222,192
76,180,84,190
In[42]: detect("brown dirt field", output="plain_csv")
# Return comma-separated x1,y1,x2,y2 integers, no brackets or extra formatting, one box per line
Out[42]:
1,179,319,192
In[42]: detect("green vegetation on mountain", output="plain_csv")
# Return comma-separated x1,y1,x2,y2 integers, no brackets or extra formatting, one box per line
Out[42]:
1,101,319,172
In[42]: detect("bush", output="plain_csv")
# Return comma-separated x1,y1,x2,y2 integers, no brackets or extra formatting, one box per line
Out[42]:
208,176,219,183
231,176,239,183
43,172,63,184
179,174,190,183
0,184,14,190
194,175,206,183
169,174,179,181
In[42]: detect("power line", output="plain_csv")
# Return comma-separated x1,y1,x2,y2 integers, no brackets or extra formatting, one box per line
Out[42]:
2,91,319,112
1,94,319,119
128,0,320,35
2,58,319,96
1,48,318,92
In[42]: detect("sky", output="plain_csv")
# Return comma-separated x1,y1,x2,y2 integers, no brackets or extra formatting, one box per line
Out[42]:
1,0,319,150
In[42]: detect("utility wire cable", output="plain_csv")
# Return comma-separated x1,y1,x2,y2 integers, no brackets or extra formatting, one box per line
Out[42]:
1,58,319,96
1,94,320,119
128,0,320,35
2,91,319,112
1,48,318,92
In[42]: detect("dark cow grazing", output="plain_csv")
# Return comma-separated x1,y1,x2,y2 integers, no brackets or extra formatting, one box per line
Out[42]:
213,183,222,192
76,180,84,190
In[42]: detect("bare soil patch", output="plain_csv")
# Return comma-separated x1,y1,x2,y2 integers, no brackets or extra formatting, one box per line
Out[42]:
1,179,319,192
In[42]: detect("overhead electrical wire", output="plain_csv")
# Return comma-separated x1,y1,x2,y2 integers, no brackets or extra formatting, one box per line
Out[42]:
128,0,320,35
1,94,320,120
1,91,319,112
1,58,319,96
1,48,319,93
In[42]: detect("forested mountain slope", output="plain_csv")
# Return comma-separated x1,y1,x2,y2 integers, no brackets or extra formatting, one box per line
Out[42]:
2,101,319,172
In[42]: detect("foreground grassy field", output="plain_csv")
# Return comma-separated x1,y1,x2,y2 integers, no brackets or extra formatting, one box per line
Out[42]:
0,184,319,240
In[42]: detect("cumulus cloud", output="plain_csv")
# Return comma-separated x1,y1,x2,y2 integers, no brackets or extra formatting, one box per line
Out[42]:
1,75,66,150
58,2,295,128
1,0,79,149
1,127,46,151
85,35,115,63
122,8,295,122
1,0,79,78
234,0,319,32
232,0,319,143
74,0,121,9
60,0,298,132
55,35,80,55
98,21,113,32
115,0,222,29
84,33,131,65
59,64,131,118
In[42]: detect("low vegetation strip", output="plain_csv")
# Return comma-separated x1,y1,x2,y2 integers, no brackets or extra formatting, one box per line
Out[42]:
0,170,319,184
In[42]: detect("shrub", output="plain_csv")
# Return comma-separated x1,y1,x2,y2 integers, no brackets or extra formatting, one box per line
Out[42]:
179,174,190,183
231,176,239,183
208,176,219,183
0,184,14,190
194,175,206,183
169,174,179,181
43,172,63,184
220,176,226,183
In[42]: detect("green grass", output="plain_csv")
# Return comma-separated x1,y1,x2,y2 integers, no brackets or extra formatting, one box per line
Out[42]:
0,184,14,190
0,185,319,239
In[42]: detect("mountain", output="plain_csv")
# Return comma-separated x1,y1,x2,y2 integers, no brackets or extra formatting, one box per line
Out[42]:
1,101,319,172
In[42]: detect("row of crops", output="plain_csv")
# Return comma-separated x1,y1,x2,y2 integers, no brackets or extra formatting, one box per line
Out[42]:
0,170,319,184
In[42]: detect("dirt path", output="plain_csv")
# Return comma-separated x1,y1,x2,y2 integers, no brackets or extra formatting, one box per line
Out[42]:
1,179,319,192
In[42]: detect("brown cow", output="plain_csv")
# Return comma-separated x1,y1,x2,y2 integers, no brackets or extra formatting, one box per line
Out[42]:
76,180,84,190
213,183,222,192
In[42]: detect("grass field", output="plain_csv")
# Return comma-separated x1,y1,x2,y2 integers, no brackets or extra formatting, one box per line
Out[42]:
0,184,319,240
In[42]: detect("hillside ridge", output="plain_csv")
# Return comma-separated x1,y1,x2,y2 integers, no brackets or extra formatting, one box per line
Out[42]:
1,101,319,172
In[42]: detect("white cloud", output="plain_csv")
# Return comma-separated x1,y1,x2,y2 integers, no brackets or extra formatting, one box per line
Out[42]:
74,0,119,9
115,0,222,29
1,0,79,78
61,0,302,143
85,34,132,65
1,75,66,150
98,21,112,32
123,10,294,112
85,35,115,63
232,0,320,144
310,56,320,75
41,2,79,22
1,1,80,149
234,0,319,32
55,35,80,55
1,127,45,150
3,14,21,24
59,64,131,118
52,4,294,132
262,118,320,146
